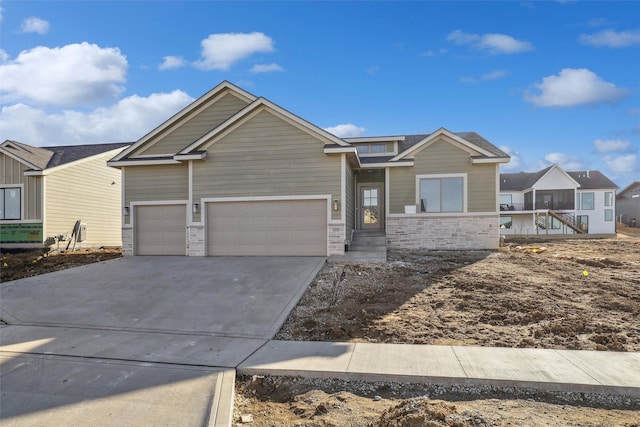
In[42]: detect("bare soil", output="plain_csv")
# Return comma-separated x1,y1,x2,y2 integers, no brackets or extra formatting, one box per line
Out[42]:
276,237,640,352
0,248,122,283
234,376,640,427
250,235,640,426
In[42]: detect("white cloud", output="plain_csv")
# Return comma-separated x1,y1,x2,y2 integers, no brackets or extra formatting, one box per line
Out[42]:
366,65,379,75
447,29,534,54
159,55,187,70
419,48,447,57
250,63,284,73
593,138,631,153
0,49,8,63
579,29,640,48
524,68,627,107
543,152,586,170
499,145,524,171
194,32,275,71
20,17,50,34
0,91,193,145
0,42,127,106
604,154,638,174
323,123,366,138
461,69,508,84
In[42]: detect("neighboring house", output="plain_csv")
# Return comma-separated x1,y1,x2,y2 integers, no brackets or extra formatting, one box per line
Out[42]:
616,181,640,227
0,140,129,249
108,81,510,257
499,165,618,236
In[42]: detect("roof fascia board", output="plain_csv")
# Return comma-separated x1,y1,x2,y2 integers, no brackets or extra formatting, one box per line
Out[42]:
107,158,181,167
0,147,42,171
111,81,257,161
359,161,414,168
471,157,511,164
174,152,206,161
324,147,357,154
344,136,406,143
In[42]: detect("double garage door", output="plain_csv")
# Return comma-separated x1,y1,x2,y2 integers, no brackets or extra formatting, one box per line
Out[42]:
135,200,327,256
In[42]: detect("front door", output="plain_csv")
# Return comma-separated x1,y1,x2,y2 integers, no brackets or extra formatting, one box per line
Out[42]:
359,185,383,230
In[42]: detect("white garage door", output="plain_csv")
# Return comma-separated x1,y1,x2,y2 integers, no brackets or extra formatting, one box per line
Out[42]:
207,200,327,256
135,204,186,255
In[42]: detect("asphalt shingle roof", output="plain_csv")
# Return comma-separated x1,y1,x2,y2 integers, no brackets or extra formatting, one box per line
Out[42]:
1,140,130,170
500,167,617,191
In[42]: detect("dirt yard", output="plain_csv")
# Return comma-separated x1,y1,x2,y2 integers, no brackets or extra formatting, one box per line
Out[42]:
234,376,640,427
276,237,640,352
250,235,640,426
0,248,122,282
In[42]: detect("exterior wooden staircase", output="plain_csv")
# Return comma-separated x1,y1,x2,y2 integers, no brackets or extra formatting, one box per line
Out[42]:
548,210,586,234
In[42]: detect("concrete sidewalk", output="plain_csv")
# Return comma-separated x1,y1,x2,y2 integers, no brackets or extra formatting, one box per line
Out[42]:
238,340,640,398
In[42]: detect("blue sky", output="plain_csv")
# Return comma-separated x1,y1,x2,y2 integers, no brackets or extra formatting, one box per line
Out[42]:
0,1,639,188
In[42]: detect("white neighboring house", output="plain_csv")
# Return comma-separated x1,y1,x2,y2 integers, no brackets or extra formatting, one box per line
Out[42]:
499,165,618,237
616,181,640,227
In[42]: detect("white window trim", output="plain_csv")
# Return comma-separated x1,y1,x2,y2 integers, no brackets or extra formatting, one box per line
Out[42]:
0,184,24,222
415,173,467,214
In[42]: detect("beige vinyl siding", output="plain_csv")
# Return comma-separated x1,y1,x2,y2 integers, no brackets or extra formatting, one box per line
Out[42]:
466,163,497,212
45,151,123,247
0,153,43,220
134,93,250,156
124,164,188,207
345,164,355,240
193,109,342,221
388,138,497,213
389,167,416,214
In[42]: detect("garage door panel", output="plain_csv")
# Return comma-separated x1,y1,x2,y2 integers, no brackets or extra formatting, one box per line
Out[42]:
207,200,327,256
136,205,186,256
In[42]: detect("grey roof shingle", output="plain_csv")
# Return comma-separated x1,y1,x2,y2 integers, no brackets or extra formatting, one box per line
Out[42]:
500,167,617,191
1,140,130,170
567,170,618,189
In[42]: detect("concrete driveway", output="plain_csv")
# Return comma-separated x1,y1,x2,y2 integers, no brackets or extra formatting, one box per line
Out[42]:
0,256,325,426
1,256,325,338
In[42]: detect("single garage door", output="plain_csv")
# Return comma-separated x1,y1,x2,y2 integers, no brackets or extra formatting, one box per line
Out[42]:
135,204,186,255
207,199,327,256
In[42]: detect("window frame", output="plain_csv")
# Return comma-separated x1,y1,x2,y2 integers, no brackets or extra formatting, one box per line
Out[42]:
0,185,23,221
605,192,613,207
605,209,613,222
581,192,595,210
500,216,512,229
415,173,467,214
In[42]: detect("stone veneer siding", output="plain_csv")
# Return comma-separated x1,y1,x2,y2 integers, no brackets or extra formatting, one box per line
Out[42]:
328,223,346,256
122,228,133,256
386,215,499,250
188,225,205,256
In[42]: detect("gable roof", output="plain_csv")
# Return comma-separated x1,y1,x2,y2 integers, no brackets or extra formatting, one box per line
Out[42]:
179,96,350,155
500,165,617,192
1,140,129,171
390,128,509,163
111,81,258,162
617,181,640,196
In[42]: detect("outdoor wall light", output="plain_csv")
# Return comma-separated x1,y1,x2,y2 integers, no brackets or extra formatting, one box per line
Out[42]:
193,202,200,213
333,199,339,211
123,206,130,216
